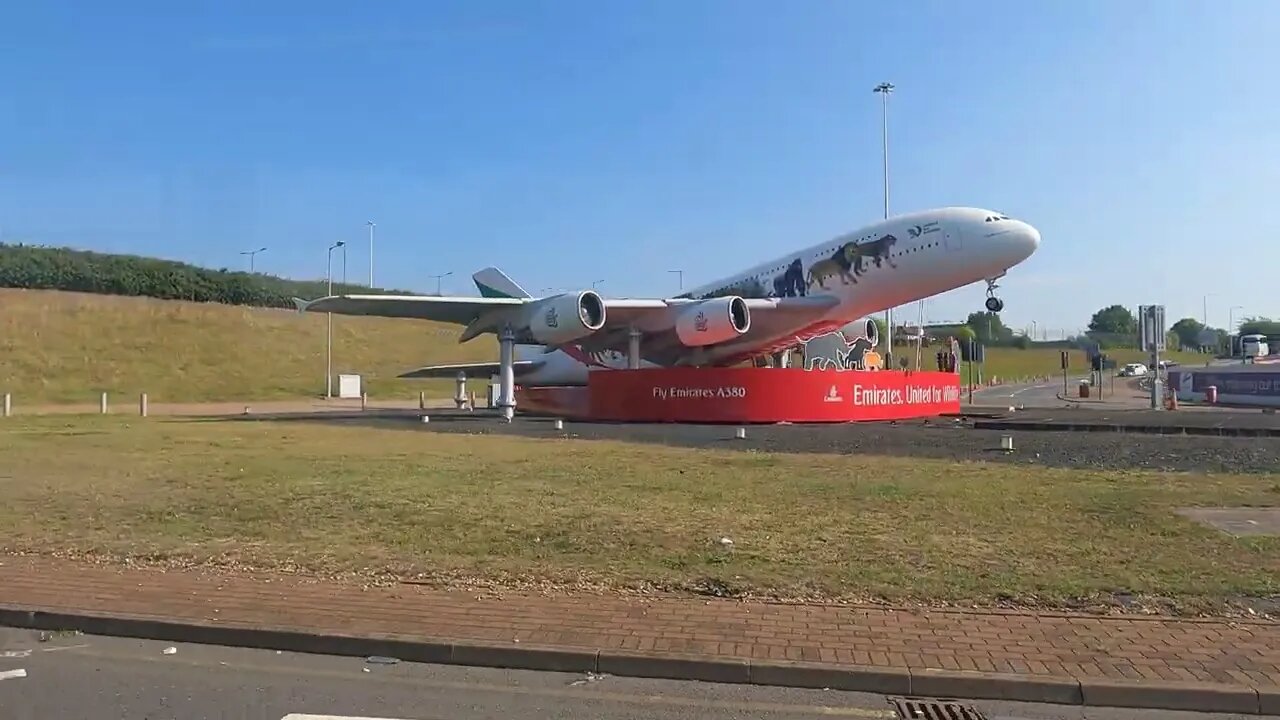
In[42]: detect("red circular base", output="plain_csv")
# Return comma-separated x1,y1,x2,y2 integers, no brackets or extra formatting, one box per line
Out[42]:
516,367,962,423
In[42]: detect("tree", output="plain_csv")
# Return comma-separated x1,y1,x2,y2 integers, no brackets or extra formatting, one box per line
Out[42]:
1088,305,1137,335
1239,317,1280,336
1170,317,1205,349
965,311,1010,345
872,317,888,345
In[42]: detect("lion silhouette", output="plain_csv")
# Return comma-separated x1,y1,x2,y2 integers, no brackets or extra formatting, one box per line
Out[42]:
850,234,898,277
807,242,858,290
772,258,806,297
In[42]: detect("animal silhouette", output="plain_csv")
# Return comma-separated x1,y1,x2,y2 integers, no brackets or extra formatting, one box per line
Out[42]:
850,234,898,277
801,324,881,371
772,258,806,297
807,242,858,290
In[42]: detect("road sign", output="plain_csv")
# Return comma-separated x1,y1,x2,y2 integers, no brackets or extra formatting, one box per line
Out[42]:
1060,351,1069,370
1138,305,1166,352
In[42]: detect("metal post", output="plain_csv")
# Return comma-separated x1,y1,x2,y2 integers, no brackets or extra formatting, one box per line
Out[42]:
325,241,344,399
875,81,895,367
419,390,426,410
2,393,10,418
100,392,108,415
498,326,516,421
327,250,333,399
139,393,148,417
627,327,642,369
367,221,375,287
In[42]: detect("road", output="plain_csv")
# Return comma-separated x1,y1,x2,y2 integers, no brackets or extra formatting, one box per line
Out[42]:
968,374,1144,408
0,629,1263,720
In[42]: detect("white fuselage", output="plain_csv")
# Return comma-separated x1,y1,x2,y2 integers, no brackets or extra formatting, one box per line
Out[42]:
513,206,1039,385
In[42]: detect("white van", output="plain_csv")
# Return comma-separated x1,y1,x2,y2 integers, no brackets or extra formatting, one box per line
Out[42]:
1241,334,1270,359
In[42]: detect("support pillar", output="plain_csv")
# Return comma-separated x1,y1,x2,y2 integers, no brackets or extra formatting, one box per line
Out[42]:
627,326,642,369
454,372,467,410
498,326,516,421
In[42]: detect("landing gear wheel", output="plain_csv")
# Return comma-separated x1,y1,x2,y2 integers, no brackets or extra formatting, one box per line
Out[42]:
985,296,1005,313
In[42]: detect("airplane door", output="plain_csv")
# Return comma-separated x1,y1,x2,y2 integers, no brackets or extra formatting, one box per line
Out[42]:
944,224,962,252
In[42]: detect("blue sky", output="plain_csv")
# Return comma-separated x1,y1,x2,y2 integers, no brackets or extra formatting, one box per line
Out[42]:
2,0,1277,336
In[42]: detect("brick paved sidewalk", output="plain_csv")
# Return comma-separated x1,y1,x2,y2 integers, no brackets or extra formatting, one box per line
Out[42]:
0,556,1276,691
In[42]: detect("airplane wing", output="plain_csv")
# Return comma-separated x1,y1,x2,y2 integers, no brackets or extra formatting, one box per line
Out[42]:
294,288,841,365
398,360,542,379
293,295,522,325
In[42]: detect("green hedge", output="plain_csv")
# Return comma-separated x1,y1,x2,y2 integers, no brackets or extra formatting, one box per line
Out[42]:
0,243,418,307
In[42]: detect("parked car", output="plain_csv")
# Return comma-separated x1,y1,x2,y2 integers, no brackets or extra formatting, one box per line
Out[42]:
1118,363,1148,377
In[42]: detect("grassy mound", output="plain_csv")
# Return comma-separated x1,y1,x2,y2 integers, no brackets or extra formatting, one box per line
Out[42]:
0,288,495,403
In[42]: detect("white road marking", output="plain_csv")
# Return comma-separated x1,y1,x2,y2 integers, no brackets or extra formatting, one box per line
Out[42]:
40,644,91,653
0,668,27,681
281,715,410,720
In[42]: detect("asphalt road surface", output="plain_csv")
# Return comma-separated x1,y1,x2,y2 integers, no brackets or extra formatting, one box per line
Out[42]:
967,375,1143,408
0,629,1262,720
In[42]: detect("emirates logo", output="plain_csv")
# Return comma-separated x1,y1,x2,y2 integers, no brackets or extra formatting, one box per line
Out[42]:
823,385,843,402
693,311,708,332
545,307,559,328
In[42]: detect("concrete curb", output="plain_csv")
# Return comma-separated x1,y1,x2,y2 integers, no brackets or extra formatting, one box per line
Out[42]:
973,418,1280,438
0,604,1272,715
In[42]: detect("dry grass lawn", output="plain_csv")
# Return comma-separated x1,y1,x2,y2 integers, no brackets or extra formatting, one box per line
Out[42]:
1,415,1276,611
1,287,1215,404
0,288,495,402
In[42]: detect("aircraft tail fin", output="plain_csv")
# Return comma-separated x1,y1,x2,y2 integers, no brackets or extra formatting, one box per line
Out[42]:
472,267,532,299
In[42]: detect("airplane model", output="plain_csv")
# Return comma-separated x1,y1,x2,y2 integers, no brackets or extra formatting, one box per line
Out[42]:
296,206,1041,416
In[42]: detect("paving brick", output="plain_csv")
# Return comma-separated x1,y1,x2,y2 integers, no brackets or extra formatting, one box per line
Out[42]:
0,556,1275,713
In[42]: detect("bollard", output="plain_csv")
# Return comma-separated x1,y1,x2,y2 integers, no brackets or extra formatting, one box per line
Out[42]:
2,393,10,418
553,418,564,431
421,414,430,423
100,392,108,415
734,427,746,440
454,373,467,410
361,392,368,411
1000,435,1014,452
469,391,476,411
419,391,426,410
139,393,148,417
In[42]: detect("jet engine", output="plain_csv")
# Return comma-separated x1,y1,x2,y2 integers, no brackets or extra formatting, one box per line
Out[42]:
849,317,879,347
675,296,750,347
526,291,606,345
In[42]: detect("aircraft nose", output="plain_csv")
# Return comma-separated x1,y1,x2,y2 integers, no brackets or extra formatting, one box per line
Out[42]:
1008,220,1040,260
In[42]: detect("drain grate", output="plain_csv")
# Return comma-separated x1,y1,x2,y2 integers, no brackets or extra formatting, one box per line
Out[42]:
888,697,989,720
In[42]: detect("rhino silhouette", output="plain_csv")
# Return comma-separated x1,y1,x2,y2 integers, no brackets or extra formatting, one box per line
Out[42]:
802,331,877,371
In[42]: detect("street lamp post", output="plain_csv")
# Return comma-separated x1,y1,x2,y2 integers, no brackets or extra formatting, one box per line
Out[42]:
1230,305,1244,332
874,81,895,363
239,247,267,273
668,269,684,293
326,241,346,399
366,221,375,287
1202,293,1216,325
429,271,452,296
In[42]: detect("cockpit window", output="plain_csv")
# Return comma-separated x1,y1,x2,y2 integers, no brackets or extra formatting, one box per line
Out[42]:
985,214,1011,222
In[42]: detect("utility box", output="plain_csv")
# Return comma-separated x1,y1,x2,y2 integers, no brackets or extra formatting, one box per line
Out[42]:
488,376,501,408
1078,380,1091,399
337,374,362,399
